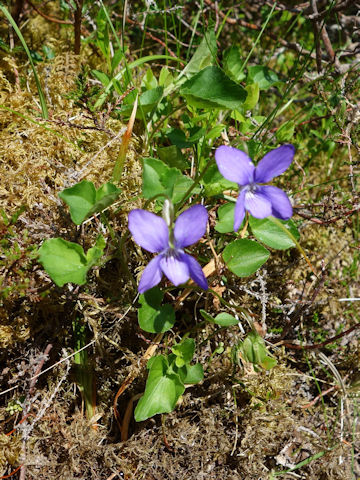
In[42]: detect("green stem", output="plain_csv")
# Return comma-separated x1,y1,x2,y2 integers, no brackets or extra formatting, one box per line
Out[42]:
269,216,317,277
175,159,215,213
238,2,277,76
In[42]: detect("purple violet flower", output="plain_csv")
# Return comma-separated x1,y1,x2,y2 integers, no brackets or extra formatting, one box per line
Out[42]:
215,144,295,231
128,204,208,293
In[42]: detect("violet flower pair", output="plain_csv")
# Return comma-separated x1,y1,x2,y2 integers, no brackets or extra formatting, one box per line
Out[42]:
129,144,295,293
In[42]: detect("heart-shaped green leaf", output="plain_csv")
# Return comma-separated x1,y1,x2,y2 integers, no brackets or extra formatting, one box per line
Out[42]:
142,157,196,204
223,46,246,83
38,236,105,287
180,66,247,110
59,180,121,225
122,86,163,117
249,216,299,250
181,30,217,79
222,239,269,277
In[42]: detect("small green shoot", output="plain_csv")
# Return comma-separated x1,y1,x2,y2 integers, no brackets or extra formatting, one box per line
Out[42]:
135,337,203,422
240,331,277,370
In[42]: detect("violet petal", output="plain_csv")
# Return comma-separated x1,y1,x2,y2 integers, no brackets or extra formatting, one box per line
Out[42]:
128,209,169,253
160,253,190,286
245,190,272,219
234,189,246,232
215,145,255,185
182,253,208,290
174,205,208,248
258,185,293,219
138,255,163,293
254,145,295,183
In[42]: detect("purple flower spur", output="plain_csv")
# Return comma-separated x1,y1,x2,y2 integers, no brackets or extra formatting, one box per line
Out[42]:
128,204,208,293
215,144,295,231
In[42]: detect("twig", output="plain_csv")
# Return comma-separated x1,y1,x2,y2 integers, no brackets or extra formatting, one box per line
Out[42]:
73,0,83,54
275,323,360,350
29,344,53,395
204,0,319,60
19,344,53,480
125,17,182,65
279,265,327,340
310,0,323,72
294,206,360,224
301,384,338,408
26,0,73,25
0,465,24,479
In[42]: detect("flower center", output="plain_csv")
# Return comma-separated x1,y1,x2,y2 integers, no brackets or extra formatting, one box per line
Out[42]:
248,183,258,194
163,247,181,260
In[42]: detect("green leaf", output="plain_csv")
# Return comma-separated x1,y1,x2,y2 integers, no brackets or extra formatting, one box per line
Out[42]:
141,68,158,90
249,217,299,250
91,182,122,215
138,287,176,333
58,180,121,225
138,86,163,112
215,203,237,233
199,309,214,323
134,355,185,422
243,83,260,110
122,87,163,117
180,363,204,384
202,164,237,197
86,235,106,266
172,338,195,368
222,239,270,277
240,331,277,370
95,55,182,108
142,157,195,204
159,66,174,87
247,65,280,90
200,309,238,327
38,237,105,287
42,45,55,60
214,313,238,327
205,124,226,141
180,66,247,110
166,127,206,148
182,30,217,78
223,46,246,83
167,128,192,148
110,48,123,76
30,47,44,61
92,69,110,87
158,145,188,170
